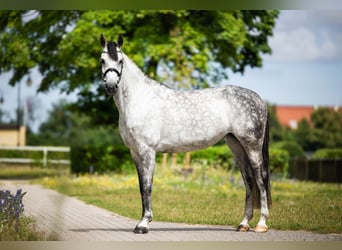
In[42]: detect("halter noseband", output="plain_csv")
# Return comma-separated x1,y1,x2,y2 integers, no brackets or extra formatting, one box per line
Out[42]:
101,51,124,86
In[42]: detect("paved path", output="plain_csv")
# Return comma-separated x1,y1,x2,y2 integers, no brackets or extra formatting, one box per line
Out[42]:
1,180,341,241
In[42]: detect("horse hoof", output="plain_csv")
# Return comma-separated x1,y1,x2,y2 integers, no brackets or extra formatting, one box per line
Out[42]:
133,226,149,234
237,224,250,232
254,224,268,233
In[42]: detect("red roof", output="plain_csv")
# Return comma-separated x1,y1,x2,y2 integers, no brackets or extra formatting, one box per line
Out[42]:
275,105,341,129
276,106,314,128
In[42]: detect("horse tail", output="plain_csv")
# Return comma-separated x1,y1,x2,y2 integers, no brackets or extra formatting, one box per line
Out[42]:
252,111,272,209
262,112,272,208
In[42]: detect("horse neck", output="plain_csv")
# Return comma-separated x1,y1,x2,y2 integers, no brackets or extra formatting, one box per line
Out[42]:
113,53,151,111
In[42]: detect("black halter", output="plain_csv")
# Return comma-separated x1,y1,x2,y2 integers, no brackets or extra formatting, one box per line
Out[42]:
101,51,124,86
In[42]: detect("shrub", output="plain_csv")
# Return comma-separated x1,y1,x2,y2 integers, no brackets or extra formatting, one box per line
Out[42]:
269,148,290,178
161,145,290,177
70,144,134,174
272,140,305,159
312,148,342,159
0,189,26,233
190,145,234,170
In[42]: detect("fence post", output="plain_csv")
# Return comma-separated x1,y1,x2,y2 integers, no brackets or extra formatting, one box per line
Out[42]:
184,152,191,169
162,153,168,169
43,147,47,167
304,159,309,181
171,153,177,167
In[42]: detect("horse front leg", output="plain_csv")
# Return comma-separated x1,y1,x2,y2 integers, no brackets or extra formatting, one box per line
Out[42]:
130,148,156,234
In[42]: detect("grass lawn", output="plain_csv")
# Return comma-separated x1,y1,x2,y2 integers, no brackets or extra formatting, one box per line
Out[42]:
0,164,69,180
35,164,342,234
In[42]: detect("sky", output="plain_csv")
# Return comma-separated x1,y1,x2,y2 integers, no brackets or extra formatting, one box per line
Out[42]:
226,10,342,107
0,10,342,132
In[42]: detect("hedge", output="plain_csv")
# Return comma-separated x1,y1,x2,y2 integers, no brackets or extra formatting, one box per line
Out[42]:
312,148,342,159
272,140,305,159
70,144,134,174
69,142,290,176
0,149,69,166
156,145,235,170
269,148,290,177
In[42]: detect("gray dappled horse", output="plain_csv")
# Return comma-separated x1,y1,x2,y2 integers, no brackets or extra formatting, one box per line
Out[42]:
99,35,271,234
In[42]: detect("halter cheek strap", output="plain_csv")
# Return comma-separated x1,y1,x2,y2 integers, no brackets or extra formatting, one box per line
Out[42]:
101,51,124,85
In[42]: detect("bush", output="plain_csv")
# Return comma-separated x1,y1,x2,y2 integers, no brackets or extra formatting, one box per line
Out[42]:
0,189,52,240
70,126,135,174
190,145,290,177
312,148,342,159
190,145,234,170
0,189,26,233
70,144,134,174
161,145,290,177
269,148,290,177
272,140,305,159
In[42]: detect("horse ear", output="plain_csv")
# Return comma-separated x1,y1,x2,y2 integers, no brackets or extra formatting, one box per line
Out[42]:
100,34,106,48
117,34,124,48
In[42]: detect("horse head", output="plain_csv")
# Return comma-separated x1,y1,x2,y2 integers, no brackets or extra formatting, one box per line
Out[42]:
99,34,124,95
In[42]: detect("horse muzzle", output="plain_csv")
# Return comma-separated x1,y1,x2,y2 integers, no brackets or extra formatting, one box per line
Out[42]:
104,83,118,95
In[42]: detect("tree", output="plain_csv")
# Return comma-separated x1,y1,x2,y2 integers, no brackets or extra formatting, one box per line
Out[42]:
1,10,279,125
27,100,74,145
293,108,342,151
27,99,123,146
267,103,287,143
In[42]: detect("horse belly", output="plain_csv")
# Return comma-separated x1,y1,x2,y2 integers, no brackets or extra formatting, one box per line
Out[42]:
166,132,227,153
156,101,230,152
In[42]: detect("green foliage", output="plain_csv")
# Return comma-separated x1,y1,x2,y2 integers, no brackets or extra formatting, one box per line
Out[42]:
70,144,133,174
0,166,69,180
159,145,289,177
293,118,316,151
0,216,55,240
293,108,342,151
190,145,234,170
267,103,286,143
0,149,69,167
272,141,305,159
69,144,290,176
312,148,342,159
1,10,279,126
0,189,25,234
269,148,289,177
159,145,235,170
0,149,42,160
0,189,54,240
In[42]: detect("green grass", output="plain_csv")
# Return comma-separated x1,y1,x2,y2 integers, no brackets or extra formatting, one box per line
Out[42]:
0,164,69,180
35,165,342,234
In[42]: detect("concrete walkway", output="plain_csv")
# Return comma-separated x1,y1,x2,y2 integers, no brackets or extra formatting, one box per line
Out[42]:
1,180,341,241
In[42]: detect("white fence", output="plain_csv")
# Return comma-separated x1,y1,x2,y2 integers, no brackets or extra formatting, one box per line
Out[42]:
0,146,70,167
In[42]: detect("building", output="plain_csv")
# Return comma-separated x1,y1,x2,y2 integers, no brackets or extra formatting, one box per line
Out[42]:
275,105,341,129
0,125,26,146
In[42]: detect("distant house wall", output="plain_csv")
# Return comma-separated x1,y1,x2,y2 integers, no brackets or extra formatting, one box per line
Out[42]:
0,126,26,146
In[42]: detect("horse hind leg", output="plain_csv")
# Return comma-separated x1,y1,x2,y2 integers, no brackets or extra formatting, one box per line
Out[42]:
225,134,255,232
246,146,271,233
